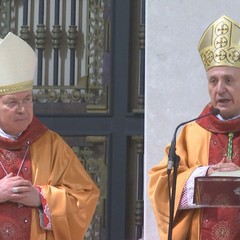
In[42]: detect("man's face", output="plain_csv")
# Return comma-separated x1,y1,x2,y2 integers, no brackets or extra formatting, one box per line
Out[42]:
0,90,33,135
207,66,240,120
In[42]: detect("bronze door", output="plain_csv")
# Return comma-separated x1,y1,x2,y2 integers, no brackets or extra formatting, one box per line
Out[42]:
0,0,144,239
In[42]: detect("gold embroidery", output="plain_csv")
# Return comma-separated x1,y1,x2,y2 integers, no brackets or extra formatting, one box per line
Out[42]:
0,80,33,95
212,221,231,240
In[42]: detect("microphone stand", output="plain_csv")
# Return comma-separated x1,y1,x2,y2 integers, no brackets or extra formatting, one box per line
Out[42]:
167,148,180,240
167,118,188,240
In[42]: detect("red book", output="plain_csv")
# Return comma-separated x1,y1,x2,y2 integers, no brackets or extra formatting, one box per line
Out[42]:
194,176,240,207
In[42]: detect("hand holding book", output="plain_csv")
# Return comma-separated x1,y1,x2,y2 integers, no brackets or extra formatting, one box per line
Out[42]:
207,156,240,176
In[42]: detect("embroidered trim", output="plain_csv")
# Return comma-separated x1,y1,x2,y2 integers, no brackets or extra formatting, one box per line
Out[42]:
179,166,208,209
212,221,232,240
0,80,33,95
36,186,51,230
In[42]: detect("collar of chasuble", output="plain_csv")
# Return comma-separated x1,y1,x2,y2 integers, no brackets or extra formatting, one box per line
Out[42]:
0,116,48,150
196,103,240,134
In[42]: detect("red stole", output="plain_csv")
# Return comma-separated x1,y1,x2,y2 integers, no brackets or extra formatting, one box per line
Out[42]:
0,116,48,240
196,104,240,239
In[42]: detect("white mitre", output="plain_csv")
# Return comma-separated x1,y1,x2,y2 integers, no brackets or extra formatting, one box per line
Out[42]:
0,32,37,95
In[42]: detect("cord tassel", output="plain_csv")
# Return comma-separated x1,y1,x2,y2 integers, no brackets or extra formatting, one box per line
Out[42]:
227,132,234,160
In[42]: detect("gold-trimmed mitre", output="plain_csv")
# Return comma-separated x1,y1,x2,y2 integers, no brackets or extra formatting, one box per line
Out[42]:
198,15,240,71
0,32,36,95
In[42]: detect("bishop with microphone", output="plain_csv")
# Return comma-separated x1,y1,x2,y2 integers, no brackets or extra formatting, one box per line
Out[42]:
148,15,240,240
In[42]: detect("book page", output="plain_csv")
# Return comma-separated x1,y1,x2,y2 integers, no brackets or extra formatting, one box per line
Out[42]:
211,170,240,177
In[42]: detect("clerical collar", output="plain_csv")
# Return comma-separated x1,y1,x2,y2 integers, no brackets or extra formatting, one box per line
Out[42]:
0,128,22,140
216,114,240,121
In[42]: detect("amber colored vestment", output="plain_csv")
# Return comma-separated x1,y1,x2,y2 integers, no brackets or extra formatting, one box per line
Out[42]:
0,116,99,240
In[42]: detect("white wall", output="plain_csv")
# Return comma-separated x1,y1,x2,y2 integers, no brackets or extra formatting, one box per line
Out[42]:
145,1,240,239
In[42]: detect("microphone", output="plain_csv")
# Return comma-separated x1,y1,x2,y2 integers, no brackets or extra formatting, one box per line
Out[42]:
167,108,220,174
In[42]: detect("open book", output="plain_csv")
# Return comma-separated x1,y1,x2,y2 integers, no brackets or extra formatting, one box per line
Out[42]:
211,170,240,177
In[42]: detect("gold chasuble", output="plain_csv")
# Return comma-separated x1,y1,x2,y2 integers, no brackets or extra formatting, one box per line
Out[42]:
148,104,240,240
0,116,99,240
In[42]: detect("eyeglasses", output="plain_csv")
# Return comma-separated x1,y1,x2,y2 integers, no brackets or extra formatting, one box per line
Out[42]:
3,96,33,109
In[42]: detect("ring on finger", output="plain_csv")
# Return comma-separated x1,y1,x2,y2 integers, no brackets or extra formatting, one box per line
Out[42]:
12,187,19,193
